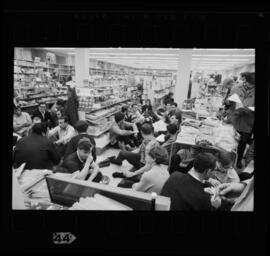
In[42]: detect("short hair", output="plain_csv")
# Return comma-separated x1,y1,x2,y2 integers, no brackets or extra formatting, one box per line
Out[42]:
193,153,216,173
172,102,178,107
141,122,154,135
148,145,168,165
77,138,93,151
14,105,21,111
223,78,234,87
167,123,178,135
75,120,89,133
114,112,125,123
32,122,47,135
217,150,233,167
240,72,255,85
56,99,65,106
168,110,182,124
168,92,174,97
157,108,166,115
121,106,128,112
145,99,152,105
58,115,69,123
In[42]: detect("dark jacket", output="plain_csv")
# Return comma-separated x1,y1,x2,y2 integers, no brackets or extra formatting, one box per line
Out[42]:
32,110,54,128
63,133,96,161
13,134,61,170
64,89,79,127
161,172,213,211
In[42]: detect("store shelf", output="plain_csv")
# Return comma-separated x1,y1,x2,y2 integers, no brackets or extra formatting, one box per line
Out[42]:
19,94,68,101
85,110,119,124
87,125,112,137
86,98,130,114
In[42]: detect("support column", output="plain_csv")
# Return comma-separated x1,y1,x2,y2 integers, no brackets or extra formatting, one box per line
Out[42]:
75,48,89,88
175,49,193,108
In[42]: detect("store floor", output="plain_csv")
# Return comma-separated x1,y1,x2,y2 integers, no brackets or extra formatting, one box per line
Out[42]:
96,148,134,187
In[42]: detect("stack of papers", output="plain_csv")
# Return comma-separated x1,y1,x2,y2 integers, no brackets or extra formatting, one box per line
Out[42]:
69,194,133,210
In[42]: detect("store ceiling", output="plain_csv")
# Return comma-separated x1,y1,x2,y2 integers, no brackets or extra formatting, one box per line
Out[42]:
40,48,255,72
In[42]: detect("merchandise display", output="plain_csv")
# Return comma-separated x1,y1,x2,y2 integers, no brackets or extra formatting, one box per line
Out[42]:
13,47,255,212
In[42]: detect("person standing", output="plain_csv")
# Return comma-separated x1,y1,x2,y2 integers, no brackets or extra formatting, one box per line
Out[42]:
226,72,255,169
64,86,79,127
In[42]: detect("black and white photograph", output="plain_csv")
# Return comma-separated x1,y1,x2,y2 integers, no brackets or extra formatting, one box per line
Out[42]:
12,47,255,211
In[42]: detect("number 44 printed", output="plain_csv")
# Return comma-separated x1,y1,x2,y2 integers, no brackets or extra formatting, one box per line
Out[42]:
53,232,76,244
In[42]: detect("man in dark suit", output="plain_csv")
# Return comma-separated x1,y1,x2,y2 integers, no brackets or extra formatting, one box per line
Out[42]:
63,120,96,161
32,103,54,128
13,122,61,170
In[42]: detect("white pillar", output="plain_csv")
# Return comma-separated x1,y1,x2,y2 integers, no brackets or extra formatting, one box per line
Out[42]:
175,49,193,108
75,48,89,88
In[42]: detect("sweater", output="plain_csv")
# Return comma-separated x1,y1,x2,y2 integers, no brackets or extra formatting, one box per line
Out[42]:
133,164,169,194
161,172,213,211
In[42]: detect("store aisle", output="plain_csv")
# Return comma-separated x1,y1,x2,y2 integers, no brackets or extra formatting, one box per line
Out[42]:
97,147,134,187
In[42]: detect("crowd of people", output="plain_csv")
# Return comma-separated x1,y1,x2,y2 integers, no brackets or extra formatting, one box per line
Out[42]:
13,72,255,211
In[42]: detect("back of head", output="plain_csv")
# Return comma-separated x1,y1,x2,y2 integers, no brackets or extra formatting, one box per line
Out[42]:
141,122,154,135
77,138,93,151
56,99,65,106
193,153,216,173
121,106,128,113
167,123,178,135
148,145,168,164
168,110,182,124
114,112,125,123
240,72,255,85
223,78,234,88
217,150,233,167
75,120,89,133
32,122,47,135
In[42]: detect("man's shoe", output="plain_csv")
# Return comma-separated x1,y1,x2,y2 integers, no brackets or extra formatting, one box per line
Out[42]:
236,161,243,169
110,158,123,166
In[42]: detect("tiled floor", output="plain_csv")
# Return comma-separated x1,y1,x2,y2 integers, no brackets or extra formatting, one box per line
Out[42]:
96,148,134,187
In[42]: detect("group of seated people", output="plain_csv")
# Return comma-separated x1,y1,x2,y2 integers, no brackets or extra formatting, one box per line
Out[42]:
13,97,254,211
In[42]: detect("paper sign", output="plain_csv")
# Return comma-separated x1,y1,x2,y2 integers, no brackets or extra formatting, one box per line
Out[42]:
228,93,242,104
76,88,92,97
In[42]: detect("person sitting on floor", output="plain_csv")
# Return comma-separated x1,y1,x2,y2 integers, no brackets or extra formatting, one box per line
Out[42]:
62,138,102,182
161,152,217,211
48,115,76,157
170,102,181,114
169,147,196,174
167,110,182,130
64,120,96,161
130,103,144,123
160,123,179,160
142,99,153,114
32,103,54,129
110,122,159,178
13,105,32,137
121,105,134,123
28,116,43,135
109,112,139,148
205,150,240,187
13,122,61,170
132,145,169,194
